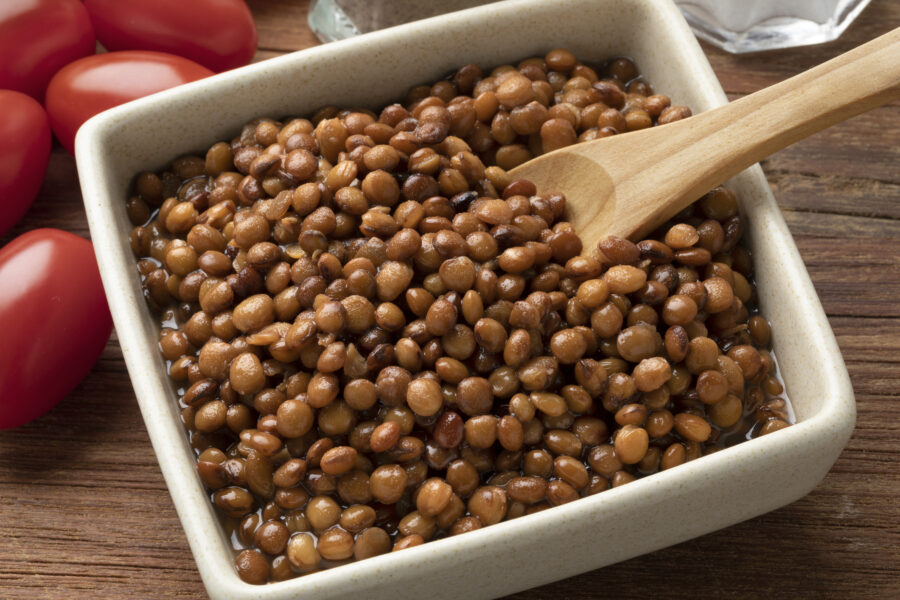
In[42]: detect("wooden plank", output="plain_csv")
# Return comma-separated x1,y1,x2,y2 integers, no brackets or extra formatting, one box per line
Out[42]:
759,109,900,183
792,237,900,317
830,316,900,361
767,170,900,220
782,209,900,239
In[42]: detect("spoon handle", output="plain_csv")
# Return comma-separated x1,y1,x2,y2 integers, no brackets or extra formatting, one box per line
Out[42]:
625,25,900,239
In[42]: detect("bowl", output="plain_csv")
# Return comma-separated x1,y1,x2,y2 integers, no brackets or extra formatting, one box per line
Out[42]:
74,0,856,598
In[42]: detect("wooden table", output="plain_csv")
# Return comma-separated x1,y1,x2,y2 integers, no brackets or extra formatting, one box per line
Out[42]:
1,1,897,598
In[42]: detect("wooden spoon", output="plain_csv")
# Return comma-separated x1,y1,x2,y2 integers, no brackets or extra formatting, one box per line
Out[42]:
509,26,900,248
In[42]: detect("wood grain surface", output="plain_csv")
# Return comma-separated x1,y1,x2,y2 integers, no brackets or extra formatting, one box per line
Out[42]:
0,1,897,598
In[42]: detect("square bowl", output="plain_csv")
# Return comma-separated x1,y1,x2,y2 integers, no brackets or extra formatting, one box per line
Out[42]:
74,0,855,598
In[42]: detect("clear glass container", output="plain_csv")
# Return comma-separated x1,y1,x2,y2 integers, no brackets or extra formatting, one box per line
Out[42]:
675,0,872,53
308,0,498,42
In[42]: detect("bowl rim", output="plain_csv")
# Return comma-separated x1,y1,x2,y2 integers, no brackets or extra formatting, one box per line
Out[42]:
74,0,856,597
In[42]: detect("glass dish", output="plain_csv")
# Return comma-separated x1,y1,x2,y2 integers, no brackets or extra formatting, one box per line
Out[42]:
675,0,872,53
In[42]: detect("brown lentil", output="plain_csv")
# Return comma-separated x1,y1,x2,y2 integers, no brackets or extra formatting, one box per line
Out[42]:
131,50,791,584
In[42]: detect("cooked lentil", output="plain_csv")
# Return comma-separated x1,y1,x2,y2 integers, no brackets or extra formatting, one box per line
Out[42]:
127,51,793,584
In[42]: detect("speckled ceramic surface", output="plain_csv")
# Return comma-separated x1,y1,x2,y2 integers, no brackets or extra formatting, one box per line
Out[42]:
74,0,855,598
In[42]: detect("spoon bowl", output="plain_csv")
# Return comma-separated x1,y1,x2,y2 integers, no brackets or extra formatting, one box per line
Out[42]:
511,26,900,249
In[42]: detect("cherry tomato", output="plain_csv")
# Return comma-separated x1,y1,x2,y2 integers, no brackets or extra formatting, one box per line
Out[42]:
0,0,95,100
0,91,52,236
84,0,257,73
0,229,112,429
45,51,214,154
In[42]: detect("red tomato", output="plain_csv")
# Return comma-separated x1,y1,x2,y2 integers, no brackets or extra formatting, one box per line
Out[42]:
45,51,214,154
84,0,257,73
0,0,95,100
0,91,52,236
0,229,112,429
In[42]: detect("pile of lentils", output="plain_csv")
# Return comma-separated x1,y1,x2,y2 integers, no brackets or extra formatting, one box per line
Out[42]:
126,50,793,584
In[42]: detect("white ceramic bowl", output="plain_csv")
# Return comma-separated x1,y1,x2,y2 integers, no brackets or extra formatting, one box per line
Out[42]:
75,0,855,598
